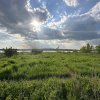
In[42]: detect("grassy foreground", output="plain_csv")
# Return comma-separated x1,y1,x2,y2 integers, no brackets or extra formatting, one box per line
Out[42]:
0,52,100,100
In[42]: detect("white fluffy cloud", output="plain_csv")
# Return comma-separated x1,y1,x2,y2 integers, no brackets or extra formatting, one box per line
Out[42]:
0,27,26,49
88,2,100,21
47,15,68,29
63,0,79,7
26,39,87,49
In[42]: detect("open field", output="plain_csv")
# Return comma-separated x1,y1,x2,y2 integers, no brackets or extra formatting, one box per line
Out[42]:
0,52,100,100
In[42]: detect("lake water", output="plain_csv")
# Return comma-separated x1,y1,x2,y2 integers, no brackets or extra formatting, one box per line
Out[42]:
0,50,74,53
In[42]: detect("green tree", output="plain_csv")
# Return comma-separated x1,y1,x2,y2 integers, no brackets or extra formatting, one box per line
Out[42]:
86,43,93,53
80,46,87,53
3,47,17,57
95,45,100,54
80,43,93,53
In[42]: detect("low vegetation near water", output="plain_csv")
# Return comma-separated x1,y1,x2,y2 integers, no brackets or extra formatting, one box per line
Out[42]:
0,52,100,100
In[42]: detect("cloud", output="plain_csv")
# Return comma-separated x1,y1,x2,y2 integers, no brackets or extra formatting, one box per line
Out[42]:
0,28,11,40
88,2,100,21
0,0,100,49
45,2,100,41
63,0,79,7
32,8,51,22
62,15,100,40
47,15,68,29
26,39,87,49
0,0,50,36
0,26,26,49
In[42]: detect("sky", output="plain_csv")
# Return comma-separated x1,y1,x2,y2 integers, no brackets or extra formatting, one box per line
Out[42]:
0,0,100,49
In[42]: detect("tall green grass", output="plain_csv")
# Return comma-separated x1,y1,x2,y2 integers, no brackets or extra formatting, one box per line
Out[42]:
0,52,100,99
0,77,100,100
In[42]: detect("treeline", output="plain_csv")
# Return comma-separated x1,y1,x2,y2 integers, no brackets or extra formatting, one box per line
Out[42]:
3,47,17,57
2,47,43,57
1,44,100,57
80,43,100,53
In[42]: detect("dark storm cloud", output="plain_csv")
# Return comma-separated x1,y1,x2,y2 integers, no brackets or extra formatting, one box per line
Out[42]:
39,27,64,39
0,0,49,36
23,27,64,40
0,0,30,24
63,31,100,40
62,15,100,40
0,0,31,37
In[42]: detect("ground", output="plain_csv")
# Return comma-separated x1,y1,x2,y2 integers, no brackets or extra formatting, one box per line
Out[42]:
0,52,100,100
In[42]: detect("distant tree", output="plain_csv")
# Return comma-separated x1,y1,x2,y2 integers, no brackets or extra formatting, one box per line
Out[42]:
80,46,87,53
95,45,100,54
73,50,78,53
3,47,17,57
31,49,43,54
86,43,93,53
80,43,93,53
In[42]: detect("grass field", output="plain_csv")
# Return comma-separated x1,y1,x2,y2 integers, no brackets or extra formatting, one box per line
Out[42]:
0,52,100,100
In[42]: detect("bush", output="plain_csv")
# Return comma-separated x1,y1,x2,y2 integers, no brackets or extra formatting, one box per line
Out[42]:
73,50,78,53
3,47,17,57
95,45,100,54
31,49,43,54
80,43,93,53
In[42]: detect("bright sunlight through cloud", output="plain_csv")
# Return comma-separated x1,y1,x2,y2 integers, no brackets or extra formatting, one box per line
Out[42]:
30,19,42,32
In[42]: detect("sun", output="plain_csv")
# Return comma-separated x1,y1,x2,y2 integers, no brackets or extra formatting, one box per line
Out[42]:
31,20,40,27
30,19,42,32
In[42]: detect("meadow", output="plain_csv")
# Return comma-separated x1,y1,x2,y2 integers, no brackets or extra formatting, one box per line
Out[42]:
0,52,100,100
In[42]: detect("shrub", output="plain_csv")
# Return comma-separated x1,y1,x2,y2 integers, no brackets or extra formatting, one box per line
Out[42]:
80,46,87,53
73,50,78,53
31,49,43,54
3,47,17,57
95,45,100,54
80,43,93,53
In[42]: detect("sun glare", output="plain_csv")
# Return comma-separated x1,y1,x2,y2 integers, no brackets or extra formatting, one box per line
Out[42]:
31,20,40,26
30,19,42,32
